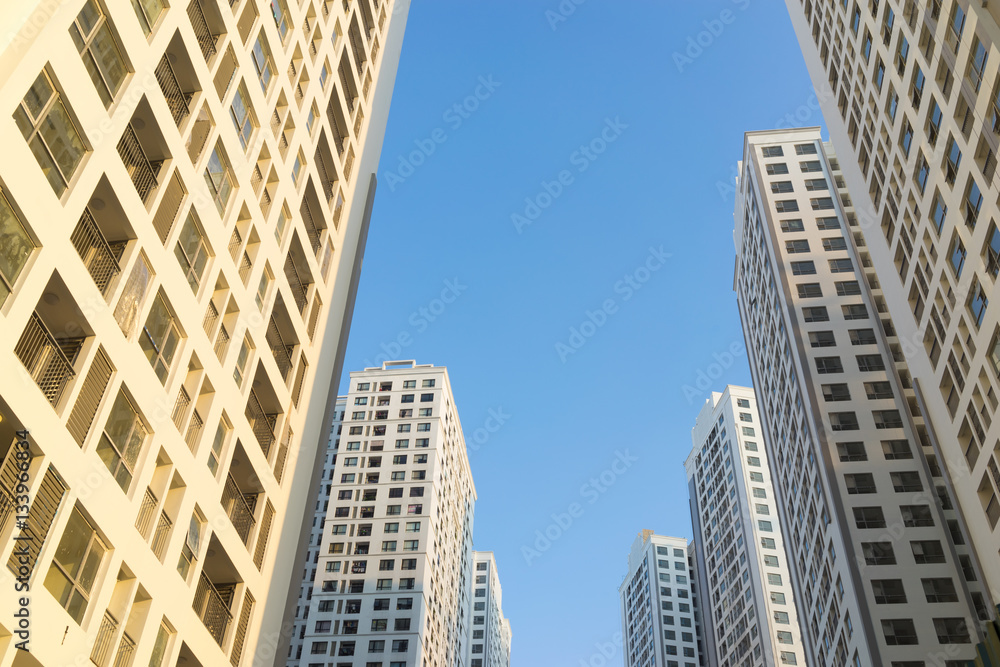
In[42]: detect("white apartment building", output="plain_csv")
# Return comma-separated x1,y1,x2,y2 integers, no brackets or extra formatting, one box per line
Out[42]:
783,0,1000,601
297,361,477,667
0,0,407,665
734,127,992,666
465,551,511,667
685,385,807,667
619,531,704,667
286,396,346,666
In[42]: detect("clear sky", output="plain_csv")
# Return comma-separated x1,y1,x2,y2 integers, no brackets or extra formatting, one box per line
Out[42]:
338,2,825,665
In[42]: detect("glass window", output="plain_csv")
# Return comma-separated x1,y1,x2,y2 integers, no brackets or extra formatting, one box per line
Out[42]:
233,336,252,387
43,507,107,623
174,213,210,293
14,71,88,196
229,82,256,150
204,141,235,215
97,389,147,491
70,0,129,107
207,420,228,475
139,293,181,383
251,31,275,92
0,190,35,306
131,0,166,36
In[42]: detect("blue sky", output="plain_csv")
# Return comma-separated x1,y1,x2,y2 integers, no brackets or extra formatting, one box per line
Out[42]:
338,2,824,665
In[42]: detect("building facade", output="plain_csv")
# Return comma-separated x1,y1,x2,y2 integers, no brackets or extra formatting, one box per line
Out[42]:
466,551,511,667
295,361,477,667
783,0,1000,599
619,531,704,667
0,0,407,665
734,127,992,666
287,396,346,666
686,385,807,667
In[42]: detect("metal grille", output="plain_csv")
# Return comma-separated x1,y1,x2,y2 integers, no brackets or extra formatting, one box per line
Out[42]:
66,346,114,445
239,253,252,284
298,199,323,253
134,487,158,539
172,387,191,431
203,300,220,336
15,313,80,406
193,573,233,646
155,55,190,125
245,390,276,457
266,318,294,381
151,510,172,560
90,610,119,667
215,324,231,361
222,473,257,545
117,124,161,204
228,227,243,261
6,466,67,580
113,631,136,667
151,171,185,243
230,589,255,666
253,502,274,569
71,209,122,295
187,0,218,61
284,255,310,314
186,409,204,451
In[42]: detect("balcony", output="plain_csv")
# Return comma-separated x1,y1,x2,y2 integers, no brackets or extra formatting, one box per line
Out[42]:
90,610,119,667
117,124,162,204
155,55,191,126
266,308,296,382
134,487,159,539
283,242,313,315
150,510,172,560
298,194,324,255
222,472,257,546
188,0,221,62
15,312,82,407
193,572,234,646
71,209,125,297
245,388,278,457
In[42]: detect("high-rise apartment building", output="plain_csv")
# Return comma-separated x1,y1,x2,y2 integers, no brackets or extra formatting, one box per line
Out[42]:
286,396,346,666
686,385,806,667
619,531,704,667
296,361,476,667
466,551,511,667
0,0,407,665
734,127,993,665
783,0,1000,599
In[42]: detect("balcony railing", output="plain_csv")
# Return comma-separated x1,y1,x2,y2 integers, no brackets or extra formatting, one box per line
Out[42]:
90,610,119,667
188,0,218,62
239,253,252,284
245,390,277,457
172,387,191,430
151,510,172,560
203,300,220,336
222,473,257,545
112,630,136,667
284,261,309,315
186,409,203,450
15,313,80,406
299,202,323,254
228,228,243,261
215,324,231,361
266,318,294,381
117,125,161,204
155,55,191,126
193,572,233,646
314,152,336,204
71,209,123,296
134,488,158,539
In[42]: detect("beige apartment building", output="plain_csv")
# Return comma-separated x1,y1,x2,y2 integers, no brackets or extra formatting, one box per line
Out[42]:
784,0,1000,600
0,0,407,665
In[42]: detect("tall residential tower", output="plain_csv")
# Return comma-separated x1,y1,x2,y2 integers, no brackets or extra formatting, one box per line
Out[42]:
734,128,990,665
784,0,1000,598
0,0,408,665
296,361,477,667
686,385,807,667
